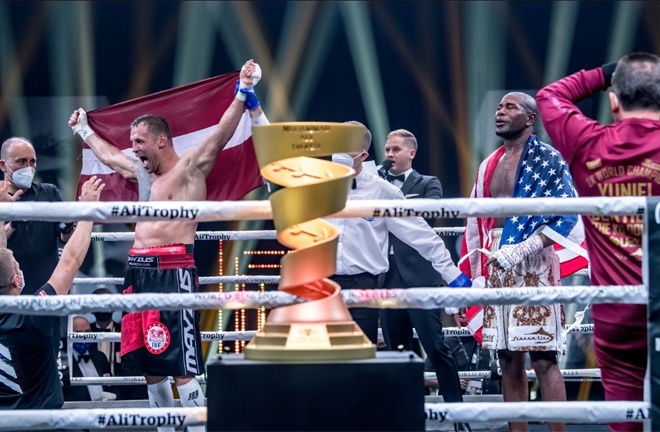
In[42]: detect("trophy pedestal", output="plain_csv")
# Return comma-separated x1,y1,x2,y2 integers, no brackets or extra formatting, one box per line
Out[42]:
206,351,425,431
244,321,376,361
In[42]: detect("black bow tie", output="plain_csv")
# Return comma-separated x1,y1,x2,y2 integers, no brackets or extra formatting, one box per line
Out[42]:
386,173,405,183
77,354,91,363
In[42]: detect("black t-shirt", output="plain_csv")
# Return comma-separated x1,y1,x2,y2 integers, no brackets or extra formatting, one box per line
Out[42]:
7,183,63,296
0,284,63,409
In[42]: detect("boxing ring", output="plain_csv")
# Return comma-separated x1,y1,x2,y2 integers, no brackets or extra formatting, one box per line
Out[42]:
0,196,655,430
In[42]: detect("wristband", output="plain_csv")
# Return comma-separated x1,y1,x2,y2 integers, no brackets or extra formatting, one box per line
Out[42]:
251,111,270,126
59,222,76,235
601,62,617,88
75,125,96,142
448,273,472,288
445,307,460,315
240,89,260,110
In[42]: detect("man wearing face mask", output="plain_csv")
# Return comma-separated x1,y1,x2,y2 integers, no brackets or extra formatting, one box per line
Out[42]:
0,137,76,296
0,177,103,410
63,316,116,402
0,137,76,364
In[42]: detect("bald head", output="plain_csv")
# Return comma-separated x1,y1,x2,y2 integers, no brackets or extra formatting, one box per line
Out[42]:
503,92,539,118
72,316,91,333
1,137,34,160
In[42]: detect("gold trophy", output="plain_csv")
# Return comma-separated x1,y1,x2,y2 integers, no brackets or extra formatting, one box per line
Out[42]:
244,123,376,361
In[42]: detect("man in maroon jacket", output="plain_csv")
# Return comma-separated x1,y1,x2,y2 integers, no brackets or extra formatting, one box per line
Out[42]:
537,52,660,432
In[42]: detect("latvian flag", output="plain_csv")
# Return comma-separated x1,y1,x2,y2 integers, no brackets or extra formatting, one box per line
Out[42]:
78,72,263,202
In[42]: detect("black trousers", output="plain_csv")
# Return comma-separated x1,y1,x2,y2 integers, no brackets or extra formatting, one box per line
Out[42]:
380,262,464,403
329,272,382,344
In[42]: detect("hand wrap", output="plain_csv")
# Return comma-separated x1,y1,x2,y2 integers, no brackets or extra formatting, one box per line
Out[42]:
72,109,96,141
490,235,544,270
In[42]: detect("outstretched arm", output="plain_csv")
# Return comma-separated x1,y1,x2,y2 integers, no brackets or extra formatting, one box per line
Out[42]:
536,64,614,165
48,176,105,295
69,109,138,180
0,182,23,247
188,59,261,178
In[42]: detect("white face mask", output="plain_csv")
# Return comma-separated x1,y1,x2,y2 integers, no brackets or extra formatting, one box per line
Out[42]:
332,153,360,168
7,166,35,189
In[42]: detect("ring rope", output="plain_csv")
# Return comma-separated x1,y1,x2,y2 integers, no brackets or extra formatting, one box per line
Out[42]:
67,324,594,343
2,286,645,315
0,407,205,431
73,275,281,285
0,196,645,223
92,230,278,242
70,369,602,387
0,401,647,430
73,270,589,286
424,401,648,424
90,227,466,242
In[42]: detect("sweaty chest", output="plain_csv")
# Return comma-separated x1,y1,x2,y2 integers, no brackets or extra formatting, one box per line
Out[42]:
489,156,519,198
149,174,206,201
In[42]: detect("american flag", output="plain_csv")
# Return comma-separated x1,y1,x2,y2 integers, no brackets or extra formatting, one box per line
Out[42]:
460,134,589,342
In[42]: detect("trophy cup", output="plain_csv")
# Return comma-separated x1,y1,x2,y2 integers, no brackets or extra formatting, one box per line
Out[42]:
244,122,376,361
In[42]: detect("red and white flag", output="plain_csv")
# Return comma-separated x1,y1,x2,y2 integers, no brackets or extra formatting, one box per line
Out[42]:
78,72,263,201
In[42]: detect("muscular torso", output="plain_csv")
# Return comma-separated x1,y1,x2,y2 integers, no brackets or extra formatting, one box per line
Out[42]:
489,148,522,227
133,157,207,248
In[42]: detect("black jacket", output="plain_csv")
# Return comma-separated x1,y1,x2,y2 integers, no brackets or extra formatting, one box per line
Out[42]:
385,170,445,288
63,347,114,402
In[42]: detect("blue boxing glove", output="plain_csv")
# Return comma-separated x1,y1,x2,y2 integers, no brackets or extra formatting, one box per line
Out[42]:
445,273,472,317
234,79,261,110
240,89,260,110
448,273,472,288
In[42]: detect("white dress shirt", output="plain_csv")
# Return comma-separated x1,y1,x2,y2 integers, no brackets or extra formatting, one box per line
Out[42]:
73,351,104,401
388,167,413,188
328,169,461,282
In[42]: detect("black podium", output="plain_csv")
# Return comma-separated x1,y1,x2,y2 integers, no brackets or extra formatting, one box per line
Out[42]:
206,351,425,431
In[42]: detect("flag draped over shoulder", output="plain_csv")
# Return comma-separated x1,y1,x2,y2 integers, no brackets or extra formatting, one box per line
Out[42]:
459,134,589,343
78,72,263,201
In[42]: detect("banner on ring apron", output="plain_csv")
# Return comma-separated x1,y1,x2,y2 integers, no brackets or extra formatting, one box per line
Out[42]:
645,196,660,429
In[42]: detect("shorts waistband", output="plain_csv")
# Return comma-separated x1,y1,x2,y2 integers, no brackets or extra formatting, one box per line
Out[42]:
128,244,194,269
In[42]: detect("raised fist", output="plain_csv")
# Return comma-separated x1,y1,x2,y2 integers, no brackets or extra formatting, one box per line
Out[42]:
69,108,96,141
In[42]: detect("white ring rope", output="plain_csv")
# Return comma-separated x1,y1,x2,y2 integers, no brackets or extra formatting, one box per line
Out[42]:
74,271,589,286
0,196,645,222
67,324,594,343
91,227,466,242
73,275,281,285
0,407,205,431
2,286,645,315
92,230,278,242
0,401,647,430
424,401,648,424
70,368,602,387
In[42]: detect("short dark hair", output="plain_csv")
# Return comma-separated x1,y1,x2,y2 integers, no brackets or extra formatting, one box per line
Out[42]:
612,52,660,111
131,114,173,141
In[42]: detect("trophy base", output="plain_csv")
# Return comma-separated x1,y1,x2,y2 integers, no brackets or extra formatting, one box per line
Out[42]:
207,352,425,431
244,321,376,361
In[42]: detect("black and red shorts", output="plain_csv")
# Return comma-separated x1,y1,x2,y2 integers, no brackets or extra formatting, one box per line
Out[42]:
120,244,204,377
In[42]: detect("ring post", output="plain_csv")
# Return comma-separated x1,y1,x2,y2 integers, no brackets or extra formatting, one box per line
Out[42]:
646,197,660,430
